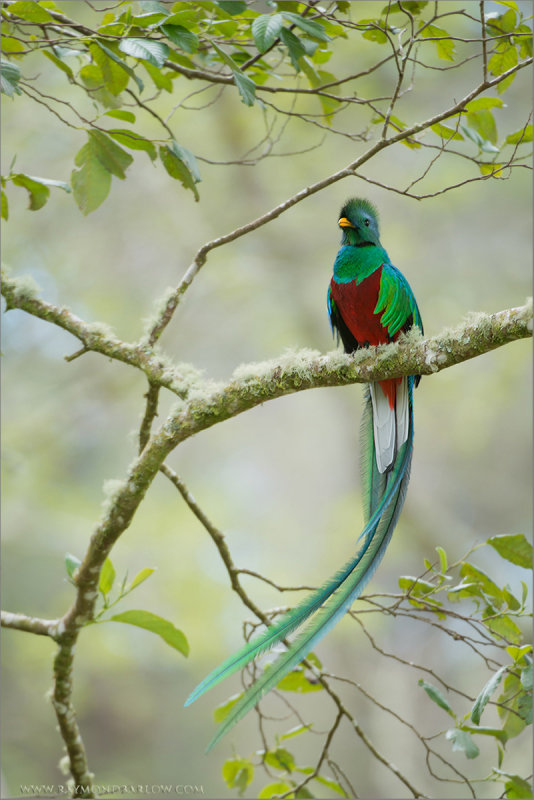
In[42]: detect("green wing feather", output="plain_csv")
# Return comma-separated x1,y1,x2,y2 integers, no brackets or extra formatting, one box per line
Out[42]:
375,263,423,337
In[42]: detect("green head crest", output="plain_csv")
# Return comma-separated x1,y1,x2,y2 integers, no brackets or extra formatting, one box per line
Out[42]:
338,198,381,246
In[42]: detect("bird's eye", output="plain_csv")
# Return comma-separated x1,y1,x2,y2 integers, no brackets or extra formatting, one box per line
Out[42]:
364,218,370,227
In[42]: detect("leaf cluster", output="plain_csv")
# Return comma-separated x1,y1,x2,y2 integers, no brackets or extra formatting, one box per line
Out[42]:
1,0,532,217
65,552,189,656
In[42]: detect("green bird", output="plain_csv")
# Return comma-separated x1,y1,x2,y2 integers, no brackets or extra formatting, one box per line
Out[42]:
185,198,423,751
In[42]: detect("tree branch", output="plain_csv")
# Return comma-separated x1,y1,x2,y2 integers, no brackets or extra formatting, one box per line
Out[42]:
0,610,59,637
3,269,531,427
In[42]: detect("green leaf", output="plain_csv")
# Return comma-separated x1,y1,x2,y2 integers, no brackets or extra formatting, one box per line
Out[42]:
313,775,346,796
280,27,306,71
42,50,74,81
460,124,486,150
222,758,254,796
252,14,284,53
8,0,52,22
217,0,247,14
496,8,518,33
119,38,170,68
138,0,169,13
79,63,106,90
502,585,521,610
505,125,533,145
487,534,533,567
11,173,50,210
493,770,533,799
129,567,156,591
299,58,338,120
258,783,294,799
143,61,173,92
210,40,239,69
471,666,507,724
160,24,198,53
466,108,498,144
79,63,123,109
99,557,116,595
281,724,312,740
232,69,256,106
497,72,516,95
483,606,522,644
462,725,508,745
399,576,437,595
159,140,201,200
3,35,27,55
418,679,455,716
459,563,504,604
466,97,504,112
65,552,82,579
88,130,133,179
71,152,111,215
506,645,532,662
94,41,145,93
517,691,532,724
104,109,136,123
264,747,296,773
516,24,533,58
445,728,480,759
436,546,448,572
420,24,455,61
0,61,22,98
305,652,322,670
1,189,8,221
90,43,129,95
109,610,189,656
488,44,518,77
383,0,428,13
359,19,387,44
498,673,528,737
520,656,532,691
282,12,329,41
277,665,323,693
210,42,256,106
213,692,242,723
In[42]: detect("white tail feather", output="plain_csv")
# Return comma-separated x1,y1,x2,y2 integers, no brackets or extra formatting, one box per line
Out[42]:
395,376,409,452
370,378,410,473
370,383,395,473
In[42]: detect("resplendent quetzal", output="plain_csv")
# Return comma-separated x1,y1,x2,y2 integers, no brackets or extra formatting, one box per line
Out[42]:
186,197,423,751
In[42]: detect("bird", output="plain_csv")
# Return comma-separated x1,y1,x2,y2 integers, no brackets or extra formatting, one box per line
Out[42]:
185,197,423,751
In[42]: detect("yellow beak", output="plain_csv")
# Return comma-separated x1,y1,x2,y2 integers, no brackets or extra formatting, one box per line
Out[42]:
338,217,354,228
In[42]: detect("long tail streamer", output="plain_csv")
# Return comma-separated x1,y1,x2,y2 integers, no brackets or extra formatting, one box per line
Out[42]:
186,378,415,751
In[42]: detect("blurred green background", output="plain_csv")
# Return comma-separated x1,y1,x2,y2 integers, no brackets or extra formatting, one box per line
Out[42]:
1,1,532,798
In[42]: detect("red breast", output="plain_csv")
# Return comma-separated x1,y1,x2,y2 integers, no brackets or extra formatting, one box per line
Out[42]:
330,270,400,409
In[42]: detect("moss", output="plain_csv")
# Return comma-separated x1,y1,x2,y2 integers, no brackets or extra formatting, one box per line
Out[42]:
2,271,41,306
101,479,127,516
140,286,178,339
233,347,321,385
85,321,118,340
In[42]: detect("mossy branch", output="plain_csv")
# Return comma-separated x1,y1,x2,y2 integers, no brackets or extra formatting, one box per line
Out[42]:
3,269,531,415
159,300,533,447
